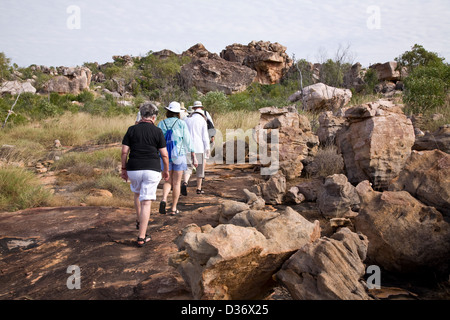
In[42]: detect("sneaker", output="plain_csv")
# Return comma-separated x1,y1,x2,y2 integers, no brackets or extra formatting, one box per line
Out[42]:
181,182,188,196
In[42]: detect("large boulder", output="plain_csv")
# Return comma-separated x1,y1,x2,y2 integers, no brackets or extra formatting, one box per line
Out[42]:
170,207,320,300
390,149,450,217
276,228,371,300
220,40,293,85
0,80,36,95
289,83,352,112
253,106,319,180
42,66,92,94
354,181,450,274
316,174,360,218
180,44,257,94
369,61,407,81
336,100,415,190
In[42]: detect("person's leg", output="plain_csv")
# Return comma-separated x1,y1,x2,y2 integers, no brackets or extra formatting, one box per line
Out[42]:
134,192,141,228
138,200,152,240
170,170,183,213
196,153,205,193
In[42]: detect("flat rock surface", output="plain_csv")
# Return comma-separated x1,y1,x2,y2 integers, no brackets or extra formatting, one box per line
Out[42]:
0,164,259,300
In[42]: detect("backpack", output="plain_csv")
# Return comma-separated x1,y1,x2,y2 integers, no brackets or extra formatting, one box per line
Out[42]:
205,111,216,139
162,119,181,163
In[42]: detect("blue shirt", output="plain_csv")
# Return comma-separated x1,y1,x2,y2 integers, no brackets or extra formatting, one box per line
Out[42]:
157,117,194,157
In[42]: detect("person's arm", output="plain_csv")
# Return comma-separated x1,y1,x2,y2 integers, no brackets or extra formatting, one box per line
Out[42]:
159,147,170,181
121,145,130,181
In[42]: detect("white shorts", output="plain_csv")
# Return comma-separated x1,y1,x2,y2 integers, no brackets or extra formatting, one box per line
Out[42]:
127,170,161,201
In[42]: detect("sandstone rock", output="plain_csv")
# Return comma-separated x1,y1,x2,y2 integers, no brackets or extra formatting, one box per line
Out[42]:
317,110,347,145
289,83,352,112
276,227,371,300
179,43,257,94
172,207,320,299
180,55,256,94
369,61,406,81
413,125,450,154
284,186,306,204
0,80,36,95
218,200,250,224
343,62,366,92
336,100,415,189
295,179,323,202
317,174,360,218
260,172,286,205
243,188,266,210
253,106,319,180
390,149,450,217
220,40,293,85
354,181,450,274
42,66,92,94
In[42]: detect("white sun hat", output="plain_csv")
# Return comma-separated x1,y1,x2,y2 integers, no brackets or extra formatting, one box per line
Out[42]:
165,101,181,113
193,101,203,108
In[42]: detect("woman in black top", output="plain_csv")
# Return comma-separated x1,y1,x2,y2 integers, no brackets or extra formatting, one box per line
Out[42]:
121,102,169,247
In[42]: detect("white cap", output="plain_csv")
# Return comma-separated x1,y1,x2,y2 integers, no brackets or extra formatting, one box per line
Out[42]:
165,101,181,113
193,101,203,108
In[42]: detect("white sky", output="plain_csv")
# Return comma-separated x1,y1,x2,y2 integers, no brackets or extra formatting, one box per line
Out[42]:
0,0,449,68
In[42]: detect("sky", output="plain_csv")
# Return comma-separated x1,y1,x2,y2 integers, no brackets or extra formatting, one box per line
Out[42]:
0,0,449,68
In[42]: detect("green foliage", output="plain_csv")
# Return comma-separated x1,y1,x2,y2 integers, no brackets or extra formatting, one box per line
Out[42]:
0,52,12,81
361,68,379,94
403,63,450,113
319,59,351,88
0,167,52,212
395,44,445,71
397,44,449,114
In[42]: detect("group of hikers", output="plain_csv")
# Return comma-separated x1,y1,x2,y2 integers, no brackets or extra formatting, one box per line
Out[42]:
120,100,215,247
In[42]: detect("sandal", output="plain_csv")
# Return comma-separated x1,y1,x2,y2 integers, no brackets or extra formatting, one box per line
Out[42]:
159,201,166,214
137,234,151,247
196,189,205,194
169,209,179,216
181,182,188,196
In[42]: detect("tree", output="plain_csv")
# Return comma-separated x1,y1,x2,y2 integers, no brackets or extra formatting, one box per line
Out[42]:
0,52,12,82
395,44,444,71
397,44,449,114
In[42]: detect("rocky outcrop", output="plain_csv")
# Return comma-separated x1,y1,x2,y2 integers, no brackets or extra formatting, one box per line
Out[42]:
369,61,407,82
390,149,450,217
253,106,319,180
42,66,92,94
343,62,366,92
220,40,293,85
317,110,347,145
276,227,371,300
316,174,360,218
413,125,450,154
170,207,320,300
354,181,450,274
0,80,36,95
180,44,256,94
289,83,352,112
336,100,415,189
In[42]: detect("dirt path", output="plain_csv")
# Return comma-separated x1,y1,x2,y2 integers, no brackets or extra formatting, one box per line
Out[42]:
0,164,261,300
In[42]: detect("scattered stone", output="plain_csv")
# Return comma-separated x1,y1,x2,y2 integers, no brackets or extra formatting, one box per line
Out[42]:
354,181,450,274
276,228,371,300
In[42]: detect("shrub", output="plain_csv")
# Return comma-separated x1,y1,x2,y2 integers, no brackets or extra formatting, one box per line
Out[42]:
0,167,52,211
403,63,450,114
306,144,344,178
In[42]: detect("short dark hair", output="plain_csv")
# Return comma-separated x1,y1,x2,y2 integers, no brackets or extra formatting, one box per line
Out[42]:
166,110,180,119
139,102,158,118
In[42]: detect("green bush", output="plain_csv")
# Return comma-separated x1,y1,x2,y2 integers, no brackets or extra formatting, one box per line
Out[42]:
0,167,52,211
403,62,450,114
